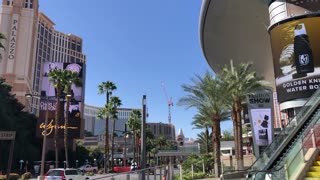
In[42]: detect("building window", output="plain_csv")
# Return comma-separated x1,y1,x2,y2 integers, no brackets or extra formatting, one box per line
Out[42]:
71,42,76,50
24,0,33,9
7,0,13,6
77,45,81,52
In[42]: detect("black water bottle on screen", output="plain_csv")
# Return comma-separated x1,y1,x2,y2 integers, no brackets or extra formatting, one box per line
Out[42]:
293,23,314,78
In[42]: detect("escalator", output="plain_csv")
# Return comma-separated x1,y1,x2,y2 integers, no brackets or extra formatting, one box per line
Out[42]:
223,88,320,179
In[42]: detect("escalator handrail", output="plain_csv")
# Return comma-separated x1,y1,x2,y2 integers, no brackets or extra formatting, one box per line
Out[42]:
259,103,320,171
222,88,320,176
247,110,320,179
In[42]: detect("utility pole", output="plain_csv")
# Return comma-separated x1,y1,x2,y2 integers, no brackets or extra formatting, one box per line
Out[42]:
140,95,147,180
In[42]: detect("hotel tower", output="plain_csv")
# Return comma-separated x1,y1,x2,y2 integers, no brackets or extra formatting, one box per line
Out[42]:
0,0,86,143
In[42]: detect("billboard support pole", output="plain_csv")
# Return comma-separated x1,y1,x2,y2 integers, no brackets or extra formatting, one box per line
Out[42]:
6,140,15,180
0,131,16,180
40,96,49,177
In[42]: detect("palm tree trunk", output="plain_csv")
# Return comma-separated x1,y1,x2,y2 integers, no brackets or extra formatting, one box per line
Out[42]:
105,92,110,173
133,130,136,162
235,98,244,170
212,117,221,177
111,120,116,171
232,103,238,170
64,94,70,168
54,85,61,168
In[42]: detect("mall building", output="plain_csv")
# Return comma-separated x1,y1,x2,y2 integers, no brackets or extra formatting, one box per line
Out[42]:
199,0,320,136
200,0,320,120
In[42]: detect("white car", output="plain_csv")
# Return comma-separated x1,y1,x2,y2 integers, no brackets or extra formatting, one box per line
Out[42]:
78,165,98,173
44,168,89,180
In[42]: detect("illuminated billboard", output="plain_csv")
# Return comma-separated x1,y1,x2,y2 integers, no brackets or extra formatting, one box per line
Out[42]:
269,15,320,103
37,62,84,138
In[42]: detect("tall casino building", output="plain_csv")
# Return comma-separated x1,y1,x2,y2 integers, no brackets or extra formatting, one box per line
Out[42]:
0,0,86,144
0,0,39,106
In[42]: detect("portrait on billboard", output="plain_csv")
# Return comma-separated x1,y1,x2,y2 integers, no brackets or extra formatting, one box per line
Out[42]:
64,101,81,119
64,63,83,102
270,16,320,103
41,62,63,97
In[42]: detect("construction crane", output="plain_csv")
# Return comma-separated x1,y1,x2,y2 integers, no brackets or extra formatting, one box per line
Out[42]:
161,82,173,123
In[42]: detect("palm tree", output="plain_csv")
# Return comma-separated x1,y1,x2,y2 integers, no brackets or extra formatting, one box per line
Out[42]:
156,136,168,150
97,81,117,173
221,130,234,141
150,147,158,165
146,130,155,164
155,136,168,165
48,69,69,168
178,71,230,177
109,96,122,171
127,110,141,163
197,131,213,154
192,110,212,154
62,70,82,168
220,60,270,170
0,33,6,50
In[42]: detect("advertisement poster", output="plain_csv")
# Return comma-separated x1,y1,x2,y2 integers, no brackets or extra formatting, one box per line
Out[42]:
36,62,84,138
247,90,274,156
250,109,272,146
269,16,320,103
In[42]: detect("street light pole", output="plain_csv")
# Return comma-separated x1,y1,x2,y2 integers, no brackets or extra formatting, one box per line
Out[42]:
40,96,49,177
25,94,49,177
140,95,147,180
124,124,127,167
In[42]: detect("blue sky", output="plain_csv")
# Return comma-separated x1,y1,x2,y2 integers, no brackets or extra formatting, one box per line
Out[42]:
39,0,233,139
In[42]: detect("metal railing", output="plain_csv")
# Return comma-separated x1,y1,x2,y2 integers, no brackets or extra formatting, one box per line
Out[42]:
89,165,175,180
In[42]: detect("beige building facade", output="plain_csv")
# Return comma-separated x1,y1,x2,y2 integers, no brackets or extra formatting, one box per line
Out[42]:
0,0,39,106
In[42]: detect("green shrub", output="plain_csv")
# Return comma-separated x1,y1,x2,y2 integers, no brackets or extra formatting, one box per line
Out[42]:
0,173,20,180
97,169,104,174
174,172,214,180
21,172,32,180
85,172,94,176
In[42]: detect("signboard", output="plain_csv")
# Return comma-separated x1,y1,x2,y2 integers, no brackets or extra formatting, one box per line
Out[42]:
269,16,320,103
37,62,84,138
0,131,16,140
286,0,320,13
247,90,274,156
8,14,18,61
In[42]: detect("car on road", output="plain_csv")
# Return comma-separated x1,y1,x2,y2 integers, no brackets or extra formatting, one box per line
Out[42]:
78,165,98,173
44,168,89,180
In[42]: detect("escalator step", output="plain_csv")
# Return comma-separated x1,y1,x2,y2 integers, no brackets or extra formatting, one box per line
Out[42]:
304,178,320,180
307,172,320,177
310,166,320,172
314,161,320,166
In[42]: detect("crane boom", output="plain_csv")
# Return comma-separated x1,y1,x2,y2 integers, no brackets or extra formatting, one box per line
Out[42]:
161,82,173,123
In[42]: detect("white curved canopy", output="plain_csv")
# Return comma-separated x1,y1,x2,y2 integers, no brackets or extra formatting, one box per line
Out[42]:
199,0,275,86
